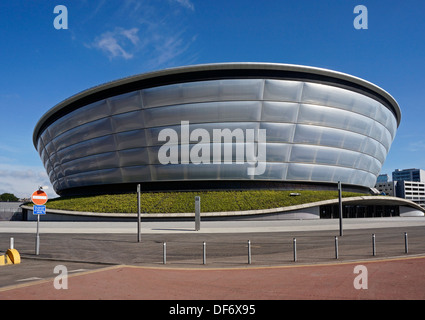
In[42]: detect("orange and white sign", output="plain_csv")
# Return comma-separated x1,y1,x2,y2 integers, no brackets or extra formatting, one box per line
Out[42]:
31,190,48,205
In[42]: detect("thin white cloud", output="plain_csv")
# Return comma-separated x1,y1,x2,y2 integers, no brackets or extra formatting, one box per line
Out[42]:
0,164,56,199
406,140,425,152
174,0,195,11
91,27,140,60
150,31,192,67
87,1,196,66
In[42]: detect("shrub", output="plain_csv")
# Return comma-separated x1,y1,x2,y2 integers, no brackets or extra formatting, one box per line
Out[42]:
33,190,364,214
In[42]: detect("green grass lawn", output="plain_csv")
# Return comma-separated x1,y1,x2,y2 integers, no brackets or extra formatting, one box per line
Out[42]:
27,190,365,214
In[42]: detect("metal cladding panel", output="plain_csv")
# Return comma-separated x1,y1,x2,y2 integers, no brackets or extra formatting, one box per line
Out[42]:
35,74,400,195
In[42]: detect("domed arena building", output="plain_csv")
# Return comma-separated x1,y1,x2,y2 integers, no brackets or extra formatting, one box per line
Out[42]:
33,63,401,197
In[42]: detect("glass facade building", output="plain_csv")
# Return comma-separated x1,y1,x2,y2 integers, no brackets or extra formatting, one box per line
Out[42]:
33,63,401,196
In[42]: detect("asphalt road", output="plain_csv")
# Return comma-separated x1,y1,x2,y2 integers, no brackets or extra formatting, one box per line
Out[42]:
1,217,425,300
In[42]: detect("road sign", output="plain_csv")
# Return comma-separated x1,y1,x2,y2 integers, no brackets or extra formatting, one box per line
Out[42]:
33,205,46,215
31,190,48,205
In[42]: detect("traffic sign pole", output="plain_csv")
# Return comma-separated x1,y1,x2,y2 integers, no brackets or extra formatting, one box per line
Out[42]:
36,214,40,255
31,189,48,255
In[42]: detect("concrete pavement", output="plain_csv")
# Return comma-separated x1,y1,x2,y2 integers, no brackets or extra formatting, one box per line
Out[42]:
1,216,425,234
1,217,425,300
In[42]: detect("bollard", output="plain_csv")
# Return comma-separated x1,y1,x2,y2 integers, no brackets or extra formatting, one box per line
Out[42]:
335,236,339,259
372,234,376,256
203,242,206,265
163,242,167,265
137,184,141,243
195,196,201,231
247,240,251,264
404,232,408,254
293,238,297,262
10,237,14,250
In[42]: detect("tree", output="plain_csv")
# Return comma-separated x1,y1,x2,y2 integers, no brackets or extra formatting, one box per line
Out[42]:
0,193,19,202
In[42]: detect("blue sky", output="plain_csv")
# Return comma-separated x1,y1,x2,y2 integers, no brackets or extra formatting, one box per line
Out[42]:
0,0,424,198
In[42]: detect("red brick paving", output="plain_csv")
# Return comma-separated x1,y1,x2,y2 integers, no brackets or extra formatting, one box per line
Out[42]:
1,256,425,300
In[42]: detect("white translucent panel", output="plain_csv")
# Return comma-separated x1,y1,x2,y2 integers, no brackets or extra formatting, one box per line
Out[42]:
314,147,343,166
336,149,359,168
151,164,186,181
339,131,367,152
37,140,45,157
108,91,143,115
48,100,110,139
374,104,392,128
382,106,398,137
111,109,145,133
330,166,358,184
40,148,49,167
351,96,379,119
287,163,314,181
297,104,374,136
301,82,378,118
219,163,253,179
38,78,400,194
261,162,288,180
293,124,378,156
259,123,296,143
290,145,359,169
49,152,61,170
149,142,259,165
66,168,122,188
52,117,113,152
289,145,318,163
219,79,264,100
369,121,392,151
186,163,220,180
385,111,397,138
52,179,60,191
311,165,341,182
56,135,116,164
293,124,326,145
142,79,264,108
261,101,299,123
56,177,67,190
118,148,150,166
287,163,364,185
265,143,292,162
61,152,119,176
115,129,147,150
366,173,378,187
142,81,218,108
46,163,55,179
349,170,376,187
40,129,52,147
146,122,260,147
355,154,381,174
263,79,303,102
362,137,386,163
120,166,152,183
44,139,57,157
144,101,262,128
148,145,176,164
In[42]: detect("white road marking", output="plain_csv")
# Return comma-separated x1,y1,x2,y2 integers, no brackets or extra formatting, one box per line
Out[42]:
16,277,43,282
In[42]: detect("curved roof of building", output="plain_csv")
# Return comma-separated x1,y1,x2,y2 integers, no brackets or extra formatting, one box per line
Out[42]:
33,62,401,147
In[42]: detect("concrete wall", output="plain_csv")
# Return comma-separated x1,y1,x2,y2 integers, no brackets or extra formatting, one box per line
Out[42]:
0,202,23,221
400,206,425,217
